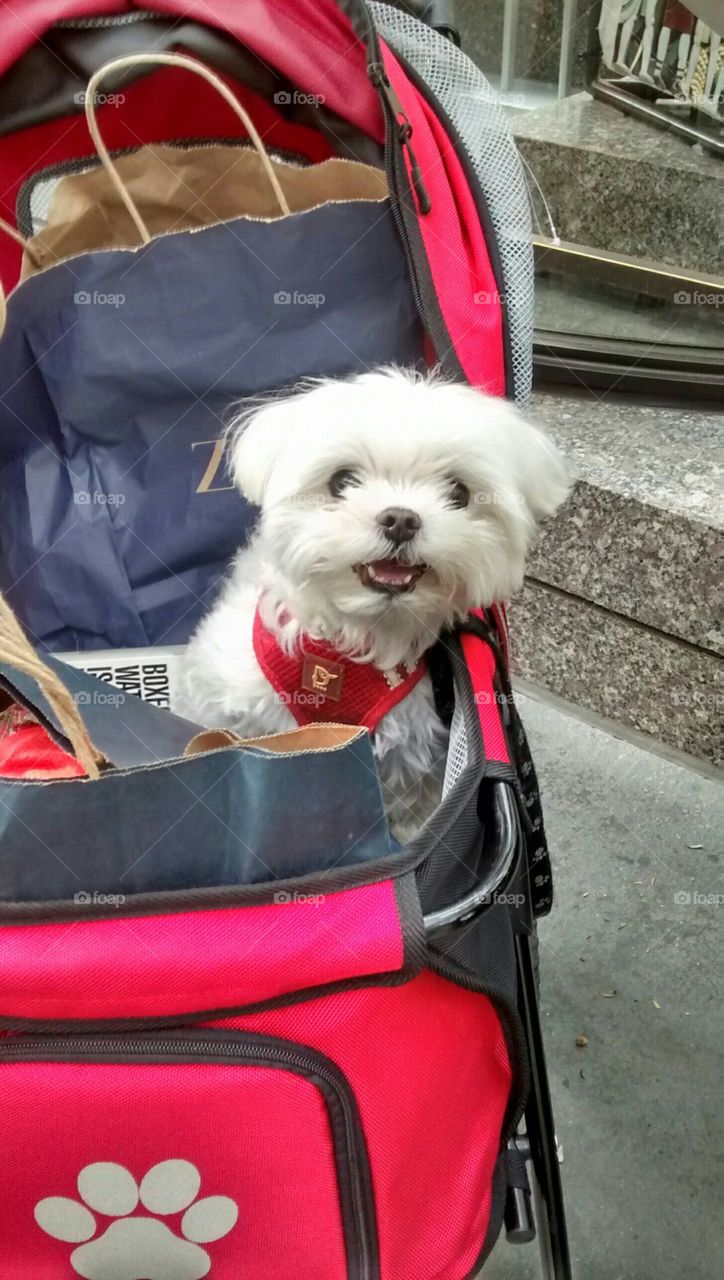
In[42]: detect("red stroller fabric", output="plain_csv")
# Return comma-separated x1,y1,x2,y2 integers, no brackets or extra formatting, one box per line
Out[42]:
380,44,506,394
0,625,523,1279
0,4,531,1276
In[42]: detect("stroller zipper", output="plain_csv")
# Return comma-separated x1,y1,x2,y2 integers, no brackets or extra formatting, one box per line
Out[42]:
368,62,431,215
366,47,429,346
0,1030,379,1280
53,12,166,29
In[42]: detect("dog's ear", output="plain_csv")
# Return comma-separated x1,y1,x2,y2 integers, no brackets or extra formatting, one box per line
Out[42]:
227,400,293,506
472,394,570,524
505,405,570,523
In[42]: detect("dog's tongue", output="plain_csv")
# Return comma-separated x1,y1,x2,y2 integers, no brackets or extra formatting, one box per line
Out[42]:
366,560,418,587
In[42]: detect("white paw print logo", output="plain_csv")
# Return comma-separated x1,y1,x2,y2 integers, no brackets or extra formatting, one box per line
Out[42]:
34,1159,238,1279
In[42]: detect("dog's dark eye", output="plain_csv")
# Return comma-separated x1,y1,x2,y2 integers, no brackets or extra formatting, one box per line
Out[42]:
329,468,360,498
447,478,471,509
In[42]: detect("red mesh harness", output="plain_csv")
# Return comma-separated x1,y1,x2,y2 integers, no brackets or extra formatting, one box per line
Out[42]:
252,607,427,731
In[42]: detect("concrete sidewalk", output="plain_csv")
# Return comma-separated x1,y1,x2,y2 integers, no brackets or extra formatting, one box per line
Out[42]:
485,688,722,1280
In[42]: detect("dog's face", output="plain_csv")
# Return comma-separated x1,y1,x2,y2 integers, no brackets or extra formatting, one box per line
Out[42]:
230,369,569,657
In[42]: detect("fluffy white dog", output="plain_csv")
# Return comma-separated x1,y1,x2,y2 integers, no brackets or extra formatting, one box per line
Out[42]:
174,368,568,843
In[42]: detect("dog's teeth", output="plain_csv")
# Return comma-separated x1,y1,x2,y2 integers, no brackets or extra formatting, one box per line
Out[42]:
360,559,425,592
369,565,412,584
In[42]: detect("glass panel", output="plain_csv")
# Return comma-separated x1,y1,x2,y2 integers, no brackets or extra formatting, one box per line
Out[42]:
455,0,723,357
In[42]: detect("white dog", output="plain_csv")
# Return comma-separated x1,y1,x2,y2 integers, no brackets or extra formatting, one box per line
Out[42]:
174,368,568,843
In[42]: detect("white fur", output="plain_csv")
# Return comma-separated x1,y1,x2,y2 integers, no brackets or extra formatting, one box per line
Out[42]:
174,368,569,843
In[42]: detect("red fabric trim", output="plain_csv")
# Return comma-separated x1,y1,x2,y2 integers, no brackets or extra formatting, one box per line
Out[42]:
253,609,426,732
460,615,510,765
0,720,85,778
0,880,406,1019
380,44,506,397
0,1,383,132
489,602,510,669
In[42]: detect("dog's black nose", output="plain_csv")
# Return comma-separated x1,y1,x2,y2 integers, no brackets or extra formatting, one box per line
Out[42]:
377,506,421,544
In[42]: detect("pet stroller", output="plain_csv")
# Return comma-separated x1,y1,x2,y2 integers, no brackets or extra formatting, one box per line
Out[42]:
0,2,570,1276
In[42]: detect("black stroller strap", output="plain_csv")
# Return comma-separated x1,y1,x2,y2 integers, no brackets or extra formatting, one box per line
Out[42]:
505,1142,531,1193
456,615,554,918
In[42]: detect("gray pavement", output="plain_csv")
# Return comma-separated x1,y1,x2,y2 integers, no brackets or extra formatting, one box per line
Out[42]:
485,689,723,1280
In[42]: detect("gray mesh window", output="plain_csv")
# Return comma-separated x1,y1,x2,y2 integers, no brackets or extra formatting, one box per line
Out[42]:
443,698,469,796
370,2,534,405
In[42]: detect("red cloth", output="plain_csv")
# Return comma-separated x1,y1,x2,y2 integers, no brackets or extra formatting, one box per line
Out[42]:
381,44,506,396
253,609,426,731
0,716,85,778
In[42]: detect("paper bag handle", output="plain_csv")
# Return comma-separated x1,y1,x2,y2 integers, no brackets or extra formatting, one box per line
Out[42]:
0,594,103,779
0,217,43,336
0,216,36,258
84,52,292,243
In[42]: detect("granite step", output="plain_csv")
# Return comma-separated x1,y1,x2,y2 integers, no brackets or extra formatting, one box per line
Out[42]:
512,93,723,276
509,388,722,765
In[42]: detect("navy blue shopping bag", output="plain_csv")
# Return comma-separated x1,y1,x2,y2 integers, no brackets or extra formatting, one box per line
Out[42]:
0,200,422,653
0,651,396,903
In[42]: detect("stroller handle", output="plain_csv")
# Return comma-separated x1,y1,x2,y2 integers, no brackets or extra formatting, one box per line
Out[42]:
423,780,520,933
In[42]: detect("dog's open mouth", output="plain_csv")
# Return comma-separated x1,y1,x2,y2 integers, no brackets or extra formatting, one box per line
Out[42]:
355,560,428,595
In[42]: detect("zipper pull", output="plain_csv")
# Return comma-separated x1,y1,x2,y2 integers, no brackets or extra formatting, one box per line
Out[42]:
369,62,431,215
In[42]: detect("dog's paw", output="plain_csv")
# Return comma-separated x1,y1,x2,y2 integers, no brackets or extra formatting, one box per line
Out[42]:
34,1158,238,1279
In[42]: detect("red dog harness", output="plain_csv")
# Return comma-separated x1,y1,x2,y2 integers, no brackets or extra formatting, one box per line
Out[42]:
253,608,427,731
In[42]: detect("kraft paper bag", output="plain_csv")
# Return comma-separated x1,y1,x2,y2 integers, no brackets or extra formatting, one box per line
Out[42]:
22,146,388,277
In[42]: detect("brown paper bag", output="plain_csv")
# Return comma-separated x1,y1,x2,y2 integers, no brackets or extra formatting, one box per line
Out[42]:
184,723,368,757
23,145,388,279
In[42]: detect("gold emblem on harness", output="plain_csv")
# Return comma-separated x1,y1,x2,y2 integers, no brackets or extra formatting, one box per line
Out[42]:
301,654,344,701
